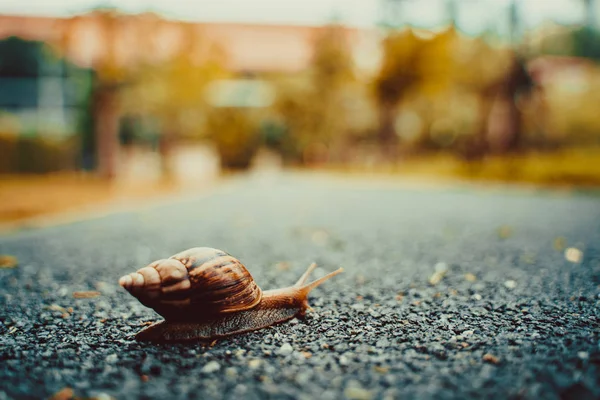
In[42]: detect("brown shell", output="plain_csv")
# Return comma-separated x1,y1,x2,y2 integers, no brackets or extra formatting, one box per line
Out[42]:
170,247,262,314
119,247,262,320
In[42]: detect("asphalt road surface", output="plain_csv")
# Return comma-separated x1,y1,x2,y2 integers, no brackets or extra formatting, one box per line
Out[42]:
1,172,599,400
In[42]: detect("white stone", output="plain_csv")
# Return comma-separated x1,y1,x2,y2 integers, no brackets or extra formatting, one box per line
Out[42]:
201,361,220,373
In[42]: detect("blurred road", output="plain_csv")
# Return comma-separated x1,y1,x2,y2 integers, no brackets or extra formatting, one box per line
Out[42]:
1,172,599,400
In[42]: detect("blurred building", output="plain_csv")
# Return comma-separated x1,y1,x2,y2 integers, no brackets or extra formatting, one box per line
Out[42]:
0,36,92,138
0,13,381,76
0,11,382,176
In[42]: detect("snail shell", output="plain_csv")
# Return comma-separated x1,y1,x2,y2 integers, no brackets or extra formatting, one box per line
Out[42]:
119,247,262,321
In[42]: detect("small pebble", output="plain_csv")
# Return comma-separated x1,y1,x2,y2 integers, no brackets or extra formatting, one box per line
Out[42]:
355,274,366,285
46,304,68,313
374,366,389,374
49,387,74,400
311,230,329,245
434,262,449,273
483,353,500,364
278,343,294,356
344,382,373,400
73,291,101,299
248,359,262,369
201,361,220,374
95,282,117,295
91,393,113,400
429,272,445,286
553,237,566,251
564,248,583,263
429,262,449,285
504,280,517,289
497,226,513,239
0,255,18,269
275,262,290,271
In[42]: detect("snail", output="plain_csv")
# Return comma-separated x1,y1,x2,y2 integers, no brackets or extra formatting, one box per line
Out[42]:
118,247,343,342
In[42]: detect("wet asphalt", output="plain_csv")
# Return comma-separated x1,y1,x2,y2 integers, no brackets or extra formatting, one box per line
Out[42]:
1,172,599,400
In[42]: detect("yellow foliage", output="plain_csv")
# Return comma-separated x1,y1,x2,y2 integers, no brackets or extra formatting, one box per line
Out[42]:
542,65,600,143
204,108,263,169
310,25,356,90
56,10,131,84
374,27,514,106
270,24,360,162
119,25,230,140
374,29,426,104
416,27,461,95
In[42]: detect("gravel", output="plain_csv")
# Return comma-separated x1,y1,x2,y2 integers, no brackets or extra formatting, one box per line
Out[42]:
1,173,599,400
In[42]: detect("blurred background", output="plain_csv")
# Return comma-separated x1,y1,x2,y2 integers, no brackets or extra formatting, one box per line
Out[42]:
1,0,600,223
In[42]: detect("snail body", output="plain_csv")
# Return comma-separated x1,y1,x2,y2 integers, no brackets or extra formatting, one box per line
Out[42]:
118,247,343,342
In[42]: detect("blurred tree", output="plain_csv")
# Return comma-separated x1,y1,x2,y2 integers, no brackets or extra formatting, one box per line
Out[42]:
373,29,425,158
487,53,535,153
56,9,128,180
270,77,315,164
373,28,462,157
309,24,356,163
121,21,229,178
203,75,271,170
272,24,356,165
416,27,460,97
205,107,263,170
375,27,532,159
531,23,600,61
58,11,231,179
582,0,597,30
312,25,355,91
572,27,600,60
450,38,515,159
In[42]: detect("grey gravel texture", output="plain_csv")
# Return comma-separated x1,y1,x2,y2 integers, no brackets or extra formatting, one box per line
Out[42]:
1,172,600,400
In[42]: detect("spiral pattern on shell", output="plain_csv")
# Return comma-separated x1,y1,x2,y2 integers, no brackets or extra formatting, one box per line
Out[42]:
119,247,262,318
